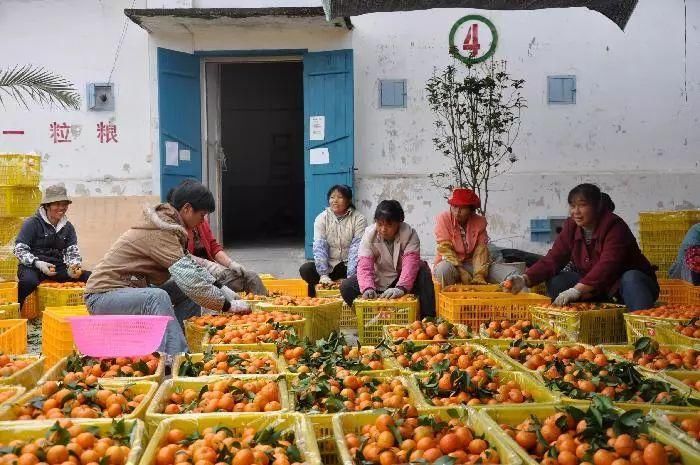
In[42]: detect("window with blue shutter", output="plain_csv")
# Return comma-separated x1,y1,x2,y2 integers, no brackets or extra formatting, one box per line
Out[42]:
379,79,407,108
547,76,576,104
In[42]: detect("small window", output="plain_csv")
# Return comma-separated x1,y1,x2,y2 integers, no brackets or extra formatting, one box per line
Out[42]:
547,75,576,104
379,79,407,108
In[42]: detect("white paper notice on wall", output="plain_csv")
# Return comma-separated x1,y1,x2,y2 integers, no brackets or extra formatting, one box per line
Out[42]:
309,147,330,165
179,149,191,161
310,116,325,141
165,141,179,166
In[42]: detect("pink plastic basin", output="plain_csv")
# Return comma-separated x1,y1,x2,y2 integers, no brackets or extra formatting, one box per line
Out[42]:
67,315,172,358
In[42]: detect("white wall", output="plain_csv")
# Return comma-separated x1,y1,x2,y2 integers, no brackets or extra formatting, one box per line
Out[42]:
0,0,152,196
1,0,698,258
350,1,700,255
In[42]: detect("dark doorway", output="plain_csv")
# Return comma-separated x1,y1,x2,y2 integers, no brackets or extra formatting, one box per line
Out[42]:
220,61,304,245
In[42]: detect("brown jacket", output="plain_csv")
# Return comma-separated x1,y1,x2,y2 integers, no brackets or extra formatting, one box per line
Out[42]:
86,204,190,293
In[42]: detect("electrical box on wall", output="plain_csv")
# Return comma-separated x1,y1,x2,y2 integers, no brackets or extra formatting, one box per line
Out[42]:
530,216,568,242
87,83,114,111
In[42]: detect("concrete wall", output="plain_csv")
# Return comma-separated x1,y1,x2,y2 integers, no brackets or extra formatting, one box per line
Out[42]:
1,0,698,260
0,0,152,196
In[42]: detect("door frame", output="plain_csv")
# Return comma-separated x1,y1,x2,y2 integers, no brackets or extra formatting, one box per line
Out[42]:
198,50,306,243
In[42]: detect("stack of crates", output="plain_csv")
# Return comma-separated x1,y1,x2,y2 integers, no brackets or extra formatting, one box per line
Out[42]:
41,305,88,366
639,210,700,275
0,154,42,317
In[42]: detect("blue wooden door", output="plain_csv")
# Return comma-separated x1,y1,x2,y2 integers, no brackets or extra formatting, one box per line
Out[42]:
157,47,202,200
303,50,354,257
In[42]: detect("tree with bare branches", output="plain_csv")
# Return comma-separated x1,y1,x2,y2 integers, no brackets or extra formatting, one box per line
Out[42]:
426,59,525,214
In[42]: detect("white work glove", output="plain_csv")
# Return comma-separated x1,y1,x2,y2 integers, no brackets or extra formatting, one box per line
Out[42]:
228,261,245,275
319,275,332,285
220,285,241,301
228,300,251,315
362,289,377,300
503,274,526,294
35,260,57,277
67,265,82,279
380,287,405,299
553,288,582,306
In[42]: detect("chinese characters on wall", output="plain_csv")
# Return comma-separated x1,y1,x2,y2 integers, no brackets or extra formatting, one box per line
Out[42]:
49,121,118,143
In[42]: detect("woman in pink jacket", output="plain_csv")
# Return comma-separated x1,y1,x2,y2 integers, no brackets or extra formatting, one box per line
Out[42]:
339,200,435,317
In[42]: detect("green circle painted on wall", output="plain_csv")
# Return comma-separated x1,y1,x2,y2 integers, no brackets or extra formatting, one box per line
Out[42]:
448,15,498,64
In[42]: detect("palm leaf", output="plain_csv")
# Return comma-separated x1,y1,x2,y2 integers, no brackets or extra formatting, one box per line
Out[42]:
0,65,80,110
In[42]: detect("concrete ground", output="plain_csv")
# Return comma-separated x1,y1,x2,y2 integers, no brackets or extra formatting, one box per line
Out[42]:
224,239,307,279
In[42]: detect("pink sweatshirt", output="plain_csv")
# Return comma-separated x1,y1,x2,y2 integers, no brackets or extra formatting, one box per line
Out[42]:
356,223,421,292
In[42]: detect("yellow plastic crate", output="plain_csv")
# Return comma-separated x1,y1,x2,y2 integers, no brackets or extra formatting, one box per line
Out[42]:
315,284,341,297
263,278,308,297
438,292,549,330
0,154,41,186
658,279,697,305
0,385,26,410
0,379,158,421
0,282,17,303
657,370,700,395
0,217,22,245
478,404,700,465
339,302,356,328
530,304,627,344
21,291,38,320
642,244,680,271
649,410,700,452
409,369,560,409
0,418,146,465
37,282,86,313
172,350,287,377
0,186,41,217
140,413,321,465
334,406,522,465
0,246,17,281
655,323,700,347
486,340,594,378
145,375,290,434
0,319,26,354
257,300,341,341
601,343,699,374
40,353,166,384
623,313,690,343
41,305,89,366
355,298,419,345
0,302,19,319
639,210,700,243
441,284,501,292
183,319,208,353
0,354,45,388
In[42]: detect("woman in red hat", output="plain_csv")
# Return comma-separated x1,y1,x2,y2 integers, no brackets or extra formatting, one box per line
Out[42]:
433,188,512,286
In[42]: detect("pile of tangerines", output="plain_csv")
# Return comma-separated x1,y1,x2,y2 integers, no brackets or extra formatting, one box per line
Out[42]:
268,296,338,306
13,380,144,420
177,351,279,377
665,412,700,441
206,322,296,345
0,353,33,377
611,337,699,371
481,320,562,341
62,353,160,380
392,342,502,373
500,397,682,465
155,424,307,465
343,406,501,465
39,281,86,289
0,419,133,465
630,306,699,319
674,319,700,339
160,378,282,414
0,387,19,403
388,318,470,342
188,311,302,329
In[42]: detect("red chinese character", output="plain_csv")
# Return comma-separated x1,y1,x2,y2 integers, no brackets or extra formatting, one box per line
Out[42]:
49,122,71,143
97,121,118,143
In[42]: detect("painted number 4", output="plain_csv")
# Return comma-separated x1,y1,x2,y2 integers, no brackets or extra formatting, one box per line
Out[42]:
463,23,481,56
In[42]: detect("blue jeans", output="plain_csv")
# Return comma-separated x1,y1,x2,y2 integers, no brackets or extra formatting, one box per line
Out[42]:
85,286,200,355
546,270,659,310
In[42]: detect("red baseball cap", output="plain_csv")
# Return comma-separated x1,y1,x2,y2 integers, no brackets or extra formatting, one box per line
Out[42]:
448,188,481,209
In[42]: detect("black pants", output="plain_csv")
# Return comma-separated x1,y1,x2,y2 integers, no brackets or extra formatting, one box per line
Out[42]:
299,261,347,297
339,261,436,318
18,263,91,306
